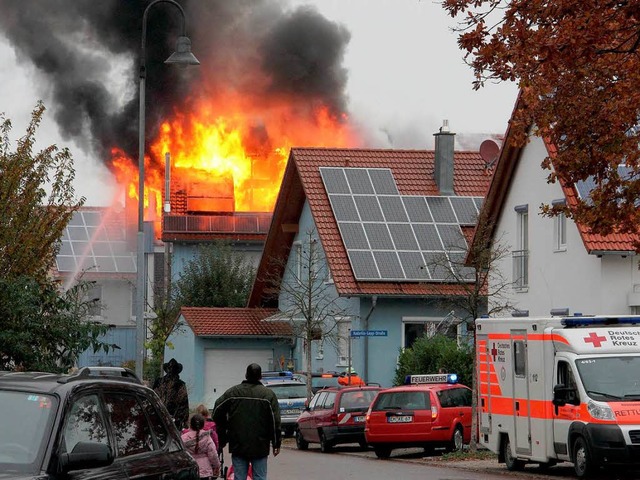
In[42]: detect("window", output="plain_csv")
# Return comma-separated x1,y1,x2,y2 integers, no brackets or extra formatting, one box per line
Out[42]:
292,242,302,279
140,397,169,449
514,340,527,377
336,318,351,366
372,391,430,411
312,392,328,411
513,205,529,289
323,392,337,410
402,317,439,349
86,284,102,317
438,388,472,408
554,212,567,251
103,393,153,457
63,395,109,454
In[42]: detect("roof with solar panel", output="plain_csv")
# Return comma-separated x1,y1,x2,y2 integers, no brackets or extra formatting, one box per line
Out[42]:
249,141,496,306
54,207,136,277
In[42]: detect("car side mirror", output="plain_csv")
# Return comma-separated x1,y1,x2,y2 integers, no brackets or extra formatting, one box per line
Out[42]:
59,441,113,472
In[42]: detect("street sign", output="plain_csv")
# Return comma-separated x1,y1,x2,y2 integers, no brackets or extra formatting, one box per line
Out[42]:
350,330,388,337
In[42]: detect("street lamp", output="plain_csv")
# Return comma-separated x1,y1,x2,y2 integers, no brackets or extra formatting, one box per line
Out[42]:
136,0,199,380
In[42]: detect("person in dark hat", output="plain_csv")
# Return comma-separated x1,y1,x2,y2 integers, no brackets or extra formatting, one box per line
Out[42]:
153,358,189,430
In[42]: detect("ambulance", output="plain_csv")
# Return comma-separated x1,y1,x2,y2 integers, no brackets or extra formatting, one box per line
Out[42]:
476,315,640,478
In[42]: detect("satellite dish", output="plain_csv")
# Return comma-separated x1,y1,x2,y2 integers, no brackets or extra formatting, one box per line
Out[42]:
479,139,500,165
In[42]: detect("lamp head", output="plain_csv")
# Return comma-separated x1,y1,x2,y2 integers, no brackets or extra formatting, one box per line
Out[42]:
164,35,200,66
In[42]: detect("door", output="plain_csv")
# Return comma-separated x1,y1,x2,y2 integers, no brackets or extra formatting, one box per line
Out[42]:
476,334,492,435
204,349,273,405
511,330,532,455
552,359,578,460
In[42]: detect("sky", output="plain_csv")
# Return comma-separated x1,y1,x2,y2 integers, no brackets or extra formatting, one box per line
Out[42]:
0,0,518,207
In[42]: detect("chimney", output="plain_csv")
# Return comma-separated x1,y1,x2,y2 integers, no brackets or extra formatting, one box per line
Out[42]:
434,119,455,196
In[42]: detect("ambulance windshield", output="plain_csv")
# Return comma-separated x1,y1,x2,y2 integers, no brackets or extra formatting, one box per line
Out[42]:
576,356,640,401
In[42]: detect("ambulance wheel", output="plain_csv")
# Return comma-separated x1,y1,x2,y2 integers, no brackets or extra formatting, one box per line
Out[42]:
319,431,333,453
295,430,308,450
573,436,595,478
374,446,391,459
502,435,524,471
447,425,464,452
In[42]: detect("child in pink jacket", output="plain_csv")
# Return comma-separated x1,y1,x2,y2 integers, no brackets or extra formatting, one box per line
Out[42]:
181,414,220,479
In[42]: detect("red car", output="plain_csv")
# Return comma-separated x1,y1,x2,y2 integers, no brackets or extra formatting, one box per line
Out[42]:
365,373,472,458
296,385,382,452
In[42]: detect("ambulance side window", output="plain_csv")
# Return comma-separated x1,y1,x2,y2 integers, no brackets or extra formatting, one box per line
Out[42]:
514,340,526,377
557,361,579,405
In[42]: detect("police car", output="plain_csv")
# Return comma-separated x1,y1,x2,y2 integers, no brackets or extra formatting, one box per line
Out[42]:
365,373,472,458
261,371,308,437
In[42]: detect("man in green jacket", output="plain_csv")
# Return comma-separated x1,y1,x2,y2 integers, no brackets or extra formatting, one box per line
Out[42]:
213,363,281,480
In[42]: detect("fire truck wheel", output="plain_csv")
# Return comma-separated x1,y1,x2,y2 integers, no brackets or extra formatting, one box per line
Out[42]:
573,436,595,478
502,435,525,471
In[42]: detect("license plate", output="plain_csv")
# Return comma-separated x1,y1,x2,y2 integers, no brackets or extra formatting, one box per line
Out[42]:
388,415,413,423
353,416,365,423
282,409,300,415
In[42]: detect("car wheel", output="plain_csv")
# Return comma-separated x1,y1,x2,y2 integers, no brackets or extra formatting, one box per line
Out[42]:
319,431,332,453
447,425,464,452
358,440,368,450
374,446,391,459
573,436,595,478
295,430,309,450
502,435,524,471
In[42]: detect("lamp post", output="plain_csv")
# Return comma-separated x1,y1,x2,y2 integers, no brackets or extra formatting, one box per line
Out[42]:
136,0,199,380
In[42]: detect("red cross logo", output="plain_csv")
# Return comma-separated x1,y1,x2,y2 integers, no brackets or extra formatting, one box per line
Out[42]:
490,343,498,361
584,332,607,348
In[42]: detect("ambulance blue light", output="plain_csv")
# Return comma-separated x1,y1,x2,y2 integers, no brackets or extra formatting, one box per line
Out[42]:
561,316,640,327
405,373,459,385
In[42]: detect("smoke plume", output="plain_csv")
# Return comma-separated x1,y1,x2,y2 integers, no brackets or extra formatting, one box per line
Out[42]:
0,0,351,167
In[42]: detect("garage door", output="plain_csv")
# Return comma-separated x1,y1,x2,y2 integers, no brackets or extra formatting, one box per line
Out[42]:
204,349,273,407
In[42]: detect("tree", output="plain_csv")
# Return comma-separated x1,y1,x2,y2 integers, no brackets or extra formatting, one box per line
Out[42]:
264,229,349,400
175,241,255,308
424,217,516,451
0,276,114,372
0,101,83,281
443,1,640,245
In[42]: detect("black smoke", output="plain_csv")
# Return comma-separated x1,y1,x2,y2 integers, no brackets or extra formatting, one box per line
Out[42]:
0,0,351,168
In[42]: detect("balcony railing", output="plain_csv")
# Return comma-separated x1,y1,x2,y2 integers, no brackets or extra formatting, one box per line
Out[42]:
512,249,529,289
163,213,272,235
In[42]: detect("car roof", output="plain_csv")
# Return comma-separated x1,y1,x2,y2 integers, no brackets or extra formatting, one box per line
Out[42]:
316,385,382,394
378,383,470,393
0,367,144,395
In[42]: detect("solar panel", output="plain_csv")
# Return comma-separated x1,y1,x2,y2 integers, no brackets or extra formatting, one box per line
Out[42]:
345,168,375,194
56,209,136,274
369,168,399,194
339,223,370,249
412,224,443,251
319,167,350,194
388,223,419,250
426,196,457,222
348,250,380,280
403,197,433,222
437,224,467,251
320,167,481,284
328,195,360,221
354,196,384,222
450,197,479,225
379,196,408,222
364,223,394,249
373,251,405,279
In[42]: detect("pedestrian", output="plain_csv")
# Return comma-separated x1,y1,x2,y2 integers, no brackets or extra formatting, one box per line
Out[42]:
153,358,190,430
181,413,221,480
213,363,281,480
183,403,219,452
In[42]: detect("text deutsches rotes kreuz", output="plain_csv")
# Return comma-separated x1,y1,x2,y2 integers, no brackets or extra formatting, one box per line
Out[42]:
609,330,640,347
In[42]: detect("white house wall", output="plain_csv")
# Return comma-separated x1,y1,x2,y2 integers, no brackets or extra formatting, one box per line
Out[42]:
491,135,639,317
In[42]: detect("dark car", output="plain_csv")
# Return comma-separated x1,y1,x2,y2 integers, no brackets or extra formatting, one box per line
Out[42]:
296,385,382,452
294,371,341,394
0,366,199,479
365,373,472,458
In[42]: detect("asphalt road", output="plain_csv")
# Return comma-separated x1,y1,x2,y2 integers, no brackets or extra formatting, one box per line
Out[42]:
275,439,640,480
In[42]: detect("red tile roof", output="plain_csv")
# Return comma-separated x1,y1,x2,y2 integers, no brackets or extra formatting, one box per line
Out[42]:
249,147,493,306
180,307,293,337
473,91,639,256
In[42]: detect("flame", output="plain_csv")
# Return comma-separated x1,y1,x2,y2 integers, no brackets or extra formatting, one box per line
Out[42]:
112,92,358,237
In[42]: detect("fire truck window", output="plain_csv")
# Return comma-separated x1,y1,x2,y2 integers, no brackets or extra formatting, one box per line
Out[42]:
514,340,526,377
